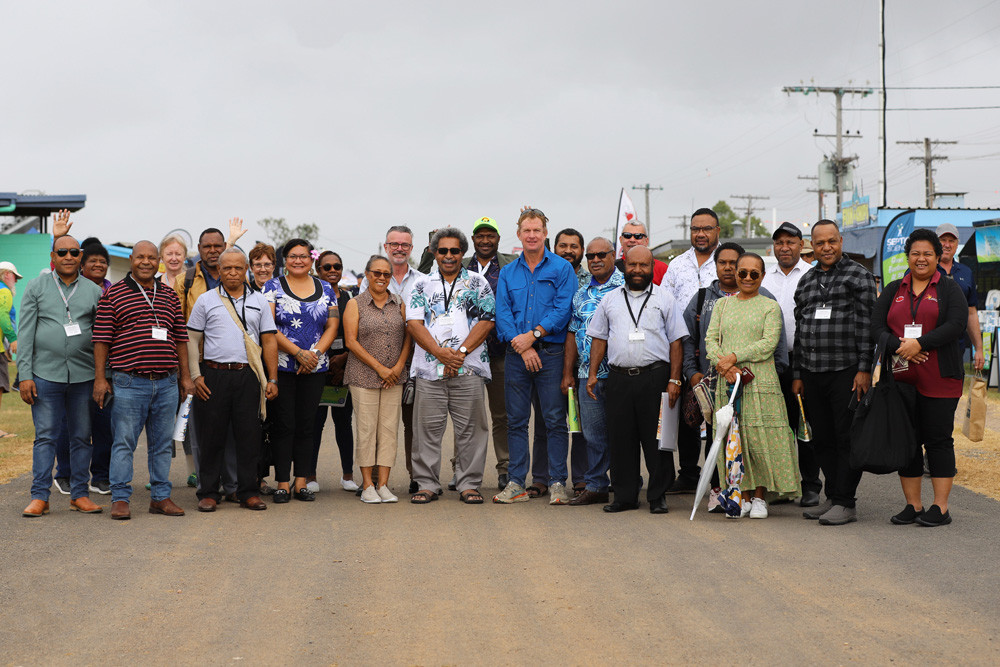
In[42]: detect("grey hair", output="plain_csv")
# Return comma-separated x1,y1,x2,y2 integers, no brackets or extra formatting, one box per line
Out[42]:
385,225,413,240
219,246,248,265
365,254,391,272
622,220,648,234
429,227,469,255
588,236,614,250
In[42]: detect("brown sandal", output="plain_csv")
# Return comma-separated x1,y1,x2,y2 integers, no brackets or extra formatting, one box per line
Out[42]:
460,489,484,504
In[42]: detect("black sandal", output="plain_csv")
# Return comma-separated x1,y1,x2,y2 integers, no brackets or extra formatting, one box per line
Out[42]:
460,489,484,504
410,490,439,504
526,484,547,498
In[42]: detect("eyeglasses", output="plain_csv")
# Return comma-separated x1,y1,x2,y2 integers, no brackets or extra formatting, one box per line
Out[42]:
585,251,612,260
691,226,717,234
385,242,412,250
252,262,274,270
368,270,391,279
286,254,311,261
436,247,463,256
737,269,762,281
320,263,343,272
55,248,82,257
621,232,647,240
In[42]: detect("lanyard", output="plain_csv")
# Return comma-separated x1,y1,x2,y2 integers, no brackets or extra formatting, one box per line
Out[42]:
220,285,247,330
623,287,652,329
441,274,459,311
817,266,838,305
908,284,928,323
52,272,79,323
138,278,162,329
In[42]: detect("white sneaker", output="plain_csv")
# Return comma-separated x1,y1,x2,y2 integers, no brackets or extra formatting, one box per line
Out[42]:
376,485,398,503
306,481,320,493
340,478,359,492
740,500,752,518
749,497,768,519
549,482,571,505
360,486,381,504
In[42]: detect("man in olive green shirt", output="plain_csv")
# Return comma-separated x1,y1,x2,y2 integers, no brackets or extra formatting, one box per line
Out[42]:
19,236,103,517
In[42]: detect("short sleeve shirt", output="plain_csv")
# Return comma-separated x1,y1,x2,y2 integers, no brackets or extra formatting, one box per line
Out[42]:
407,268,496,381
263,276,337,373
586,283,688,367
188,287,277,364
569,270,625,378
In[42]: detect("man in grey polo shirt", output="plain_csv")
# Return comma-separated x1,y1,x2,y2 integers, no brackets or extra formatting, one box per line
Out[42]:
586,246,687,514
186,248,279,512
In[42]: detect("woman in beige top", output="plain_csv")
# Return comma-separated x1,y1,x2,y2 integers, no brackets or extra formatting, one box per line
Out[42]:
343,255,411,504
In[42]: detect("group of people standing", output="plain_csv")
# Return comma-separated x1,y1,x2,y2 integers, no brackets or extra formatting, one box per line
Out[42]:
10,206,976,527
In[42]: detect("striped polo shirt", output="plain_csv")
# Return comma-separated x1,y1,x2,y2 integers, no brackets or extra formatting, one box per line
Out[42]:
93,273,189,373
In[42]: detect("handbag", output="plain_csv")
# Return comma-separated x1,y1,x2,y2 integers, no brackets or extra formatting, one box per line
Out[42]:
692,369,717,424
849,332,918,474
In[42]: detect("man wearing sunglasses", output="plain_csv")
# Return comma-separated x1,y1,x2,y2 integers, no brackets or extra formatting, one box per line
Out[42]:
20,236,104,517
614,221,668,285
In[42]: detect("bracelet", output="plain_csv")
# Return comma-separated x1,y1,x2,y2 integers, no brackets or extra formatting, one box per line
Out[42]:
267,379,278,384
668,379,682,386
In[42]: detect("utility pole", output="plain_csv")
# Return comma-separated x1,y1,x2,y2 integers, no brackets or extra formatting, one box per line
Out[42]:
632,183,663,234
669,214,689,239
730,194,769,237
783,84,872,209
798,175,824,220
897,137,957,208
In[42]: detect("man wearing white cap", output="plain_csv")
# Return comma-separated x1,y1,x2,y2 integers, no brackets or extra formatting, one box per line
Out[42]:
936,224,984,371
0,261,23,437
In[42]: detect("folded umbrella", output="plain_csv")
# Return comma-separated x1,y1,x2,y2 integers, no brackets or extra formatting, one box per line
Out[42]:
690,373,741,520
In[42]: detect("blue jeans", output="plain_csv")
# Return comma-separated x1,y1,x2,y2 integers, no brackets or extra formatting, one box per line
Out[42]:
54,400,113,482
30,377,93,500
504,345,568,488
578,378,610,492
109,371,177,503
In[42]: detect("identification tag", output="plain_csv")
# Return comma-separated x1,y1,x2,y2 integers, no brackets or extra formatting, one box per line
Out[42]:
151,327,169,341
437,315,454,327
815,307,832,320
330,339,344,351
436,363,445,378
904,323,923,338
628,329,646,342
64,323,82,337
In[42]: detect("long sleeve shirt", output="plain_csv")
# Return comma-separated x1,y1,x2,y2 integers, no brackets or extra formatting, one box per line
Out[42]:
495,249,576,344
792,255,876,376
16,272,102,383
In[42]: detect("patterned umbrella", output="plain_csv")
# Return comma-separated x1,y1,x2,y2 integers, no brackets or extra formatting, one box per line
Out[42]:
689,374,741,520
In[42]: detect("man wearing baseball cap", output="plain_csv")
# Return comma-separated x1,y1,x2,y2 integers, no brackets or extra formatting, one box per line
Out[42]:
0,261,23,437
936,223,985,370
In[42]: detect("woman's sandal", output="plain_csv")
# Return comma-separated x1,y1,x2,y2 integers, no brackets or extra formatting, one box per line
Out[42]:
526,484,547,498
410,490,439,504
460,489,484,504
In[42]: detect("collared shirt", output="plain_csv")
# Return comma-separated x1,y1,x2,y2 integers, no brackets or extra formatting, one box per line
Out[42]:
587,283,687,368
761,258,812,344
575,265,591,289
187,286,277,364
938,261,977,308
467,255,504,358
793,255,876,375
660,246,718,308
407,267,496,381
495,249,576,344
93,273,189,374
16,272,102,383
360,265,425,316
569,269,625,378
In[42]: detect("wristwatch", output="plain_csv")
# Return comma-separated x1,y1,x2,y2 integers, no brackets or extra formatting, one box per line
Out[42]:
668,379,682,386
458,346,468,355
532,328,542,339
268,379,278,384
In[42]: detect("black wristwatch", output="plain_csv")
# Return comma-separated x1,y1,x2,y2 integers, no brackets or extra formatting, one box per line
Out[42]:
532,328,542,339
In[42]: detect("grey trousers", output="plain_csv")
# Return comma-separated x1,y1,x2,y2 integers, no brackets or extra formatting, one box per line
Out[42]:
487,356,509,473
413,375,489,493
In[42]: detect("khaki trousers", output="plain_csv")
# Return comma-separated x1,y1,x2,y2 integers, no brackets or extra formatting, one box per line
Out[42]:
350,384,402,468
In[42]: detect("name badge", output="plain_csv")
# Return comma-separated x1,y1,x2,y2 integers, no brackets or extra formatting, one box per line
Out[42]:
437,315,454,327
628,329,646,342
904,324,923,338
330,339,344,351
815,307,832,320
436,363,445,378
151,327,169,341
64,323,82,337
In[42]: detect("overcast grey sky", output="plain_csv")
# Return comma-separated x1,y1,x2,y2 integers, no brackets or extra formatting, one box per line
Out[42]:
3,1,1000,271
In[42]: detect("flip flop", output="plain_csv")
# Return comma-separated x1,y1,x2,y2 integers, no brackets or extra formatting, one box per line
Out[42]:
526,484,547,498
410,490,439,504
460,489,484,504
0,431,16,439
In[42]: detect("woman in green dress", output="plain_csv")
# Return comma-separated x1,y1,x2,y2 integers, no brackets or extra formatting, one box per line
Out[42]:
705,253,800,519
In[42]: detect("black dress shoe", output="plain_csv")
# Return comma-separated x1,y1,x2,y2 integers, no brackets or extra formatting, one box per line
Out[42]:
497,473,509,490
569,490,610,506
649,497,669,514
603,501,639,513
273,489,290,504
665,477,697,495
799,490,821,507
293,487,315,502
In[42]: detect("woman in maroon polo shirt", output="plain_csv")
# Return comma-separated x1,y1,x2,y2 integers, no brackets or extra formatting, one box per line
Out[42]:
872,228,967,527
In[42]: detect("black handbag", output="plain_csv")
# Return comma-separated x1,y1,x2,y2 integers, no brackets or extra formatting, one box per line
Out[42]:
849,333,918,474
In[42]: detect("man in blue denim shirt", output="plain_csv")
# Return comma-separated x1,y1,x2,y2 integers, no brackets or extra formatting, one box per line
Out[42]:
493,209,577,505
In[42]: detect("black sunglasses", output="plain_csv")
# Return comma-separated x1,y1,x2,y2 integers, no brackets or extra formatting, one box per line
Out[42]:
737,269,762,281
55,248,82,257
621,232,647,240
585,251,612,260
320,263,343,272
436,247,463,256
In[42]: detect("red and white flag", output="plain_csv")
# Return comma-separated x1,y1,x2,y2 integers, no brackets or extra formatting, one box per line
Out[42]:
615,188,638,257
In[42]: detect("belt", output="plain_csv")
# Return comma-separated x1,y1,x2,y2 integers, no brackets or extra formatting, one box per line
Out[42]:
121,370,174,380
609,361,667,377
204,360,248,371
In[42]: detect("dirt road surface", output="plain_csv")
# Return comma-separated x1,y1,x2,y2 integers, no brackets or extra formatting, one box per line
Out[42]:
1,430,998,666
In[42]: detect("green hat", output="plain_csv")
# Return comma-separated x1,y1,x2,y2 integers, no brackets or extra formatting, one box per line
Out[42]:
472,216,500,235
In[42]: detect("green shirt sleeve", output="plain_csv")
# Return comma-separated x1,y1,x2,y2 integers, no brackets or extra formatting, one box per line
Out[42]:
0,287,15,345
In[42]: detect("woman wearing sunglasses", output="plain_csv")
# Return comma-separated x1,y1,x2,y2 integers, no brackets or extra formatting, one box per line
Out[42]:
705,253,799,519
311,251,359,493
343,255,412,503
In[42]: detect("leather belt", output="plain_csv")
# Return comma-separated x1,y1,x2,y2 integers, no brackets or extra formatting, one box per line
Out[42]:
204,360,248,371
123,370,174,380
610,361,667,377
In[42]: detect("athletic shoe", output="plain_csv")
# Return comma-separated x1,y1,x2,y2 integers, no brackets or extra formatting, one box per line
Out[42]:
493,481,529,504
749,497,768,519
803,498,833,520
549,482,571,505
890,504,923,525
740,500,752,518
818,504,857,526
89,480,111,495
187,473,198,488
306,481,320,493
916,504,951,527
53,477,71,495
360,486,381,504
340,478,359,492
376,485,398,503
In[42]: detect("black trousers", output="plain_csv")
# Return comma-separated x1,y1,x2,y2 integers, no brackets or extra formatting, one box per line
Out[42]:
900,394,960,478
273,372,326,482
194,366,262,502
606,365,675,504
801,367,863,508
779,361,822,494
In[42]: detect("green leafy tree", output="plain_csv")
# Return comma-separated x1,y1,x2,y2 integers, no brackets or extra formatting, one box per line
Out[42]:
713,200,768,238
258,217,319,248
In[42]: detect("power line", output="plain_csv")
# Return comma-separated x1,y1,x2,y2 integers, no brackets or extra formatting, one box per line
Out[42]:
883,85,1000,90
858,105,1000,111
631,183,663,234
729,194,770,237
897,138,957,207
